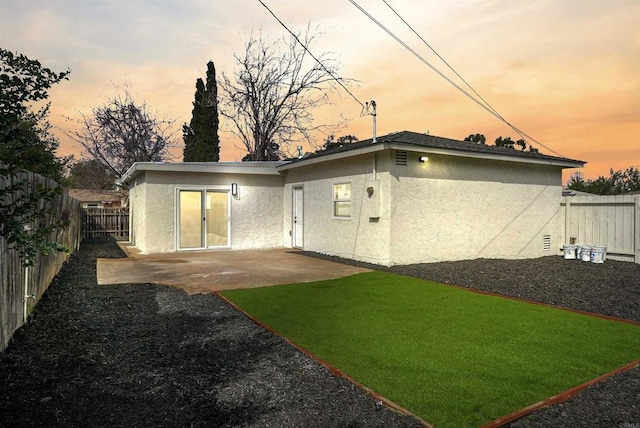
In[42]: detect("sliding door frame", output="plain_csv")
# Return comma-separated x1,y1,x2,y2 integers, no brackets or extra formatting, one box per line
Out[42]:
175,186,231,251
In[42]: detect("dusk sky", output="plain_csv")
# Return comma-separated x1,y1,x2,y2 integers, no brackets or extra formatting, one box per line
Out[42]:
2,0,638,182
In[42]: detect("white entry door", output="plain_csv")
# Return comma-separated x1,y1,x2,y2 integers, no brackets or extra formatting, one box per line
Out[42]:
293,187,304,248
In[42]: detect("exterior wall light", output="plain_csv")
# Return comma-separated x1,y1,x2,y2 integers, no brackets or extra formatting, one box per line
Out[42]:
231,183,238,196
419,156,429,163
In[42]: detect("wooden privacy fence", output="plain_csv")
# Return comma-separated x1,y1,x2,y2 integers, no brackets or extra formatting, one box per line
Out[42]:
560,195,640,263
83,208,129,240
1,169,83,352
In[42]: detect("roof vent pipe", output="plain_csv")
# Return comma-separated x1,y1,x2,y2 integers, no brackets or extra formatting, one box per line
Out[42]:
370,100,377,143
297,146,303,159
362,100,377,143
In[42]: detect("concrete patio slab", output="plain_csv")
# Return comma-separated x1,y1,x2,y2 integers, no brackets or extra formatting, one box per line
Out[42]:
97,245,370,294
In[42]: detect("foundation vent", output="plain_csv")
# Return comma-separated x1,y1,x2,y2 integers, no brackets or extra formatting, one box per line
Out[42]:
395,151,408,166
543,235,551,251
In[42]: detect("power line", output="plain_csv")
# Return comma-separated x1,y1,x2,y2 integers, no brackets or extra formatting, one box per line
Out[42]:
347,2,500,130
382,0,502,120
381,0,536,150
257,0,366,110
350,0,564,157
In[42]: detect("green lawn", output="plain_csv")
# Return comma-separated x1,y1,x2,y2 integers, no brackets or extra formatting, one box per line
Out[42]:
221,271,640,427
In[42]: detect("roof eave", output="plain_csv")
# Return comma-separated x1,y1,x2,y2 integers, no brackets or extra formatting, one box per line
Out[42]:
386,143,585,168
277,142,584,170
121,162,285,183
276,144,386,171
121,163,140,183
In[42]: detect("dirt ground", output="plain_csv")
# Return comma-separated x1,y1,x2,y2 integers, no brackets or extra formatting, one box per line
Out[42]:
1,238,638,427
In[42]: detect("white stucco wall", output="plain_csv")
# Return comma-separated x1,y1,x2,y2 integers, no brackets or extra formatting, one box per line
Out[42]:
127,151,566,264
283,152,393,265
127,175,148,252
128,170,284,254
388,151,563,264
227,174,284,250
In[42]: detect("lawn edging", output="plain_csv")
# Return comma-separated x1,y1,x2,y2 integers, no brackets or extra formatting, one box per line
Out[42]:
443,282,640,327
463,279,640,427
217,272,640,428
399,274,640,425
481,359,640,427
214,291,433,428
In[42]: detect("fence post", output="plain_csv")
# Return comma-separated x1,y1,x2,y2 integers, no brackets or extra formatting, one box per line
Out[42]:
564,198,571,246
635,195,640,264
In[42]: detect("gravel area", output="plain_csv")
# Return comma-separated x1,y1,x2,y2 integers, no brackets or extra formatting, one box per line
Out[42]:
1,239,638,427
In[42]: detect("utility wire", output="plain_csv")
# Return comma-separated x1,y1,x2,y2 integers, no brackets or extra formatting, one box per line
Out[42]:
258,0,366,110
381,0,535,149
348,2,501,134
351,0,564,157
382,0,501,120
259,0,563,157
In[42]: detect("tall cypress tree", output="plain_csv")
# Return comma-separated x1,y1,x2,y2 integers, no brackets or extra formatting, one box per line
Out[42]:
183,61,220,162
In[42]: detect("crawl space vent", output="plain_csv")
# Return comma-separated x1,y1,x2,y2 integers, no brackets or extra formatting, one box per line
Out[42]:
543,235,551,251
395,151,408,166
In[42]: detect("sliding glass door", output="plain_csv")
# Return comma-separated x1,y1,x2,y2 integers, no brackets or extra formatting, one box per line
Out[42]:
205,191,229,247
178,189,229,249
179,190,203,249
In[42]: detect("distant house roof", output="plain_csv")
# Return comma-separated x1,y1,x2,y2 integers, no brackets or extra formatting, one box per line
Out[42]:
68,189,125,203
278,131,586,171
562,188,595,197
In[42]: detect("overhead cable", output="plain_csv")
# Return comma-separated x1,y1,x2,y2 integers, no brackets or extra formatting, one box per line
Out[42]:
350,0,564,157
382,0,502,119
258,0,366,110
381,0,537,151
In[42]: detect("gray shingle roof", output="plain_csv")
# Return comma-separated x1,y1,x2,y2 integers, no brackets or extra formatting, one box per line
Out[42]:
294,130,585,165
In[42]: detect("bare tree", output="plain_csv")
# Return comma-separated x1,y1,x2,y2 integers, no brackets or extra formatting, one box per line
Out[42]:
68,90,177,179
220,29,347,161
67,159,118,190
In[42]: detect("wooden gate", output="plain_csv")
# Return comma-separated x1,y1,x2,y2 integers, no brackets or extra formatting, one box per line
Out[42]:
560,195,640,263
83,208,129,240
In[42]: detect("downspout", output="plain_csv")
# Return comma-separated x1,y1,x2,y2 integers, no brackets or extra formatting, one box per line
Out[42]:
23,266,33,323
373,153,377,179
23,223,35,322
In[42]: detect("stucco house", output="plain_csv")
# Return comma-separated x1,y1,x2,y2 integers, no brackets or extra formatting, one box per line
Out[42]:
121,131,584,266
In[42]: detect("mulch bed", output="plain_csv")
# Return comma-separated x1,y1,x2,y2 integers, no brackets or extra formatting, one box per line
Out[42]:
0,238,420,428
1,239,638,427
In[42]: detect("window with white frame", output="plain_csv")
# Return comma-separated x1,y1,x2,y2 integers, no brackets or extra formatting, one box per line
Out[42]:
333,182,351,218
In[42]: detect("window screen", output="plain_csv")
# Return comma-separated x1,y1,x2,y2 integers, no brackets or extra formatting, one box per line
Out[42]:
333,183,351,218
